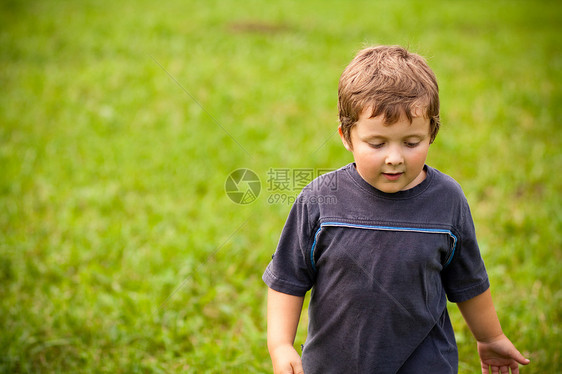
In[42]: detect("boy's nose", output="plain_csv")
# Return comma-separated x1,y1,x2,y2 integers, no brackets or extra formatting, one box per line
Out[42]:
385,146,404,165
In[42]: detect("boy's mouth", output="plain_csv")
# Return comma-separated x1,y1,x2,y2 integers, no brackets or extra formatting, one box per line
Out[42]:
382,172,403,181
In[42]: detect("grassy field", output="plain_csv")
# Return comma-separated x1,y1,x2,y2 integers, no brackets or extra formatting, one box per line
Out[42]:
1,0,560,372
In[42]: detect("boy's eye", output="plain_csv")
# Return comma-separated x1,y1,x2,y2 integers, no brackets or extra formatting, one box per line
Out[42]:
369,143,385,149
405,142,420,148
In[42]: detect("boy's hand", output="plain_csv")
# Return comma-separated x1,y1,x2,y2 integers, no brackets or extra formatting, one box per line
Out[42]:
270,344,304,374
477,334,530,374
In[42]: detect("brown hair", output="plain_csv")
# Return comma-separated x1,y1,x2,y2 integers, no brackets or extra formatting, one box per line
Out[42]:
338,46,440,144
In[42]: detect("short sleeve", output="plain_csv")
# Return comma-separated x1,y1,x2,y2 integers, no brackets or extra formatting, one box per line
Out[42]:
262,193,318,297
441,198,490,303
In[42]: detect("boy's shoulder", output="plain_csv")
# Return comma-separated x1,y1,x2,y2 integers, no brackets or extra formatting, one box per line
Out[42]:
290,164,471,234
427,166,467,199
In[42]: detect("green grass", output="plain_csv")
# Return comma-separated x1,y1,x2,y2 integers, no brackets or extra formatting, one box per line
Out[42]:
1,0,560,372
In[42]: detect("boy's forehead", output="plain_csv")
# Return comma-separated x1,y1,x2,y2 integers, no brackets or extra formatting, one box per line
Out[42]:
356,108,431,137
360,104,428,121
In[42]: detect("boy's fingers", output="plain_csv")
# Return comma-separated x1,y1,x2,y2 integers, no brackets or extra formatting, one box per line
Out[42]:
510,353,530,374
291,361,305,374
510,347,531,370
511,347,530,365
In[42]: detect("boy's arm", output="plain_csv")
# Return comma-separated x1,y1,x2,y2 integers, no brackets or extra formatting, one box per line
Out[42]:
457,289,530,374
267,287,305,374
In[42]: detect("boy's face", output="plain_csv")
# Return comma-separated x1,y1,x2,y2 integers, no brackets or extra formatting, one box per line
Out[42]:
339,108,431,193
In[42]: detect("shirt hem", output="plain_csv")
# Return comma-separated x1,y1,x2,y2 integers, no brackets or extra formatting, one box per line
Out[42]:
262,267,310,297
447,278,490,303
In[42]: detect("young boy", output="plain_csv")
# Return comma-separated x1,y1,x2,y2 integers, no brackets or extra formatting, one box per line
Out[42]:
263,46,530,373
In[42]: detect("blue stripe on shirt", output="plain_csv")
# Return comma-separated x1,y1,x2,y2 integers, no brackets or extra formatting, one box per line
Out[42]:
310,222,457,272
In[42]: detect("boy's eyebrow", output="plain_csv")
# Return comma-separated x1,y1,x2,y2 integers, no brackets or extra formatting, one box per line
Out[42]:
403,133,428,139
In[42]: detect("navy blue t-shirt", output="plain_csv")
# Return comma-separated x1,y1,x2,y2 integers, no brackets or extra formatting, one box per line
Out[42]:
263,163,489,373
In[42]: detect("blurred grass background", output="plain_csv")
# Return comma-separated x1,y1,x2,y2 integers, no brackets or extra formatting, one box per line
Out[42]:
1,0,560,372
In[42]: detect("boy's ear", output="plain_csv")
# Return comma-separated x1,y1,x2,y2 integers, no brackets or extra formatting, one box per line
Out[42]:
338,126,353,151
